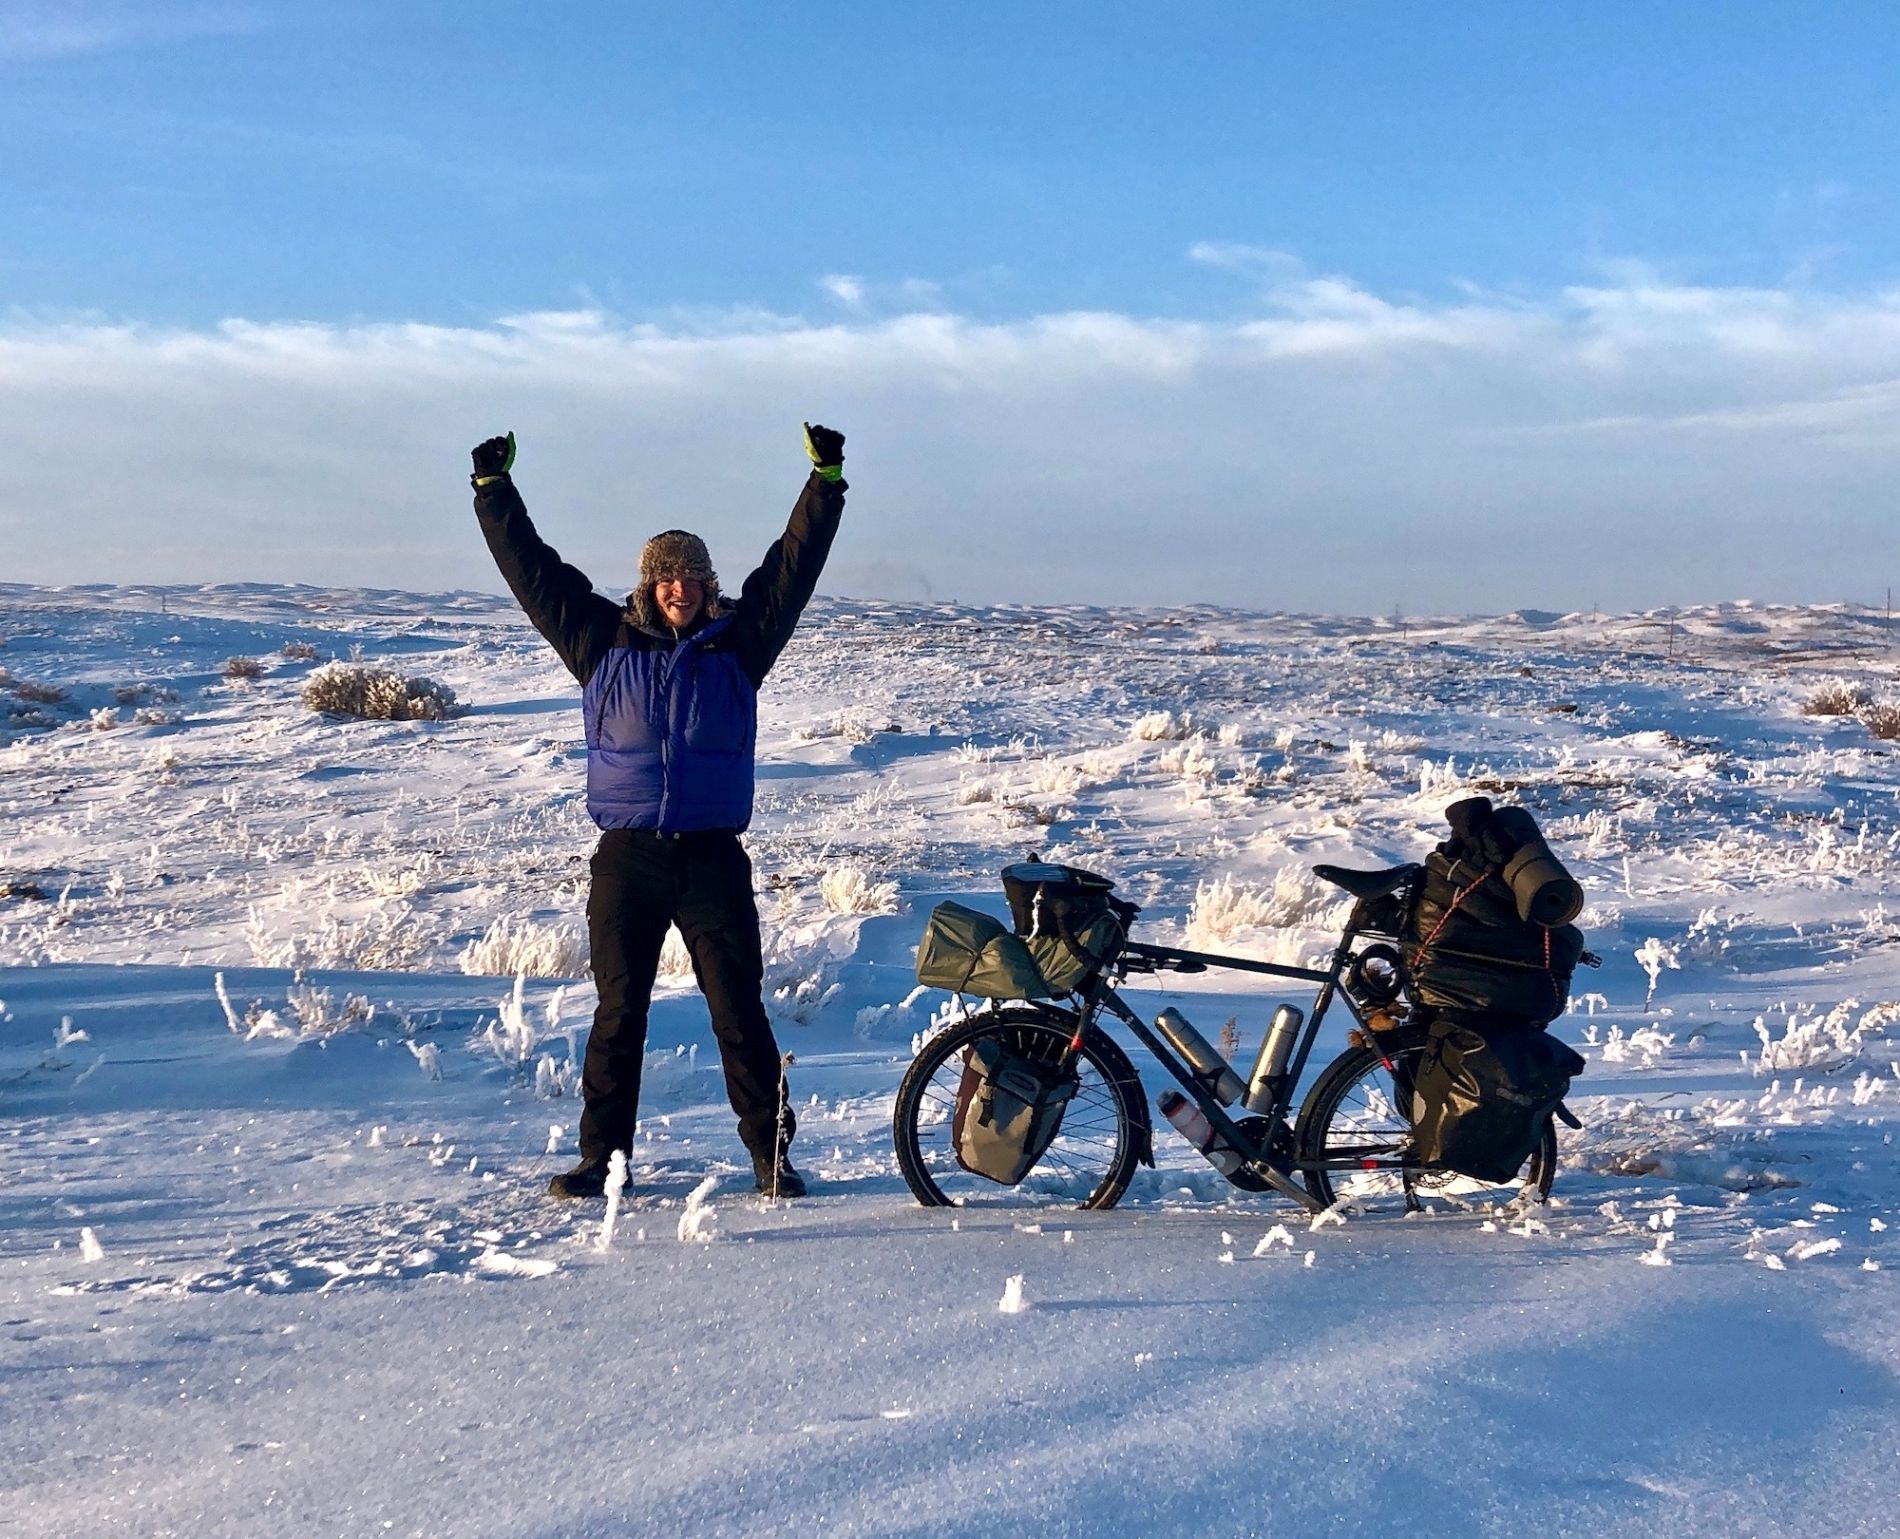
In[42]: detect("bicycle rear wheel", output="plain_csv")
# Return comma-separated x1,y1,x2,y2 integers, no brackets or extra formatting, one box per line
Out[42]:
892,1006,1143,1210
1294,1030,1557,1210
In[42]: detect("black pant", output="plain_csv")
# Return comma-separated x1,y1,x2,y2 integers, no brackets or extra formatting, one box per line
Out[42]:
578,829,795,1165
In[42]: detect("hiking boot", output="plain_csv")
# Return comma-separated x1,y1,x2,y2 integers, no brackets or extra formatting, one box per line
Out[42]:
752,1152,808,1199
547,1160,612,1201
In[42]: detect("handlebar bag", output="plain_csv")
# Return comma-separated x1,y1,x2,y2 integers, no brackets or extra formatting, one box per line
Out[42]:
916,901,1057,1000
1001,862,1133,993
951,1034,1080,1185
1409,1016,1586,1183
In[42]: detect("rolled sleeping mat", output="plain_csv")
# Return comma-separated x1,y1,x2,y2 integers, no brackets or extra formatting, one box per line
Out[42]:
1500,839,1584,927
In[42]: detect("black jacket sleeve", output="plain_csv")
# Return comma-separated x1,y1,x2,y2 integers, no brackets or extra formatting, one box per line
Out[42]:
731,471,847,686
473,477,622,684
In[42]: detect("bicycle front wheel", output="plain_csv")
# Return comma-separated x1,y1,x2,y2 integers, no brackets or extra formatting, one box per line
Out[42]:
892,1005,1143,1210
1294,1030,1557,1210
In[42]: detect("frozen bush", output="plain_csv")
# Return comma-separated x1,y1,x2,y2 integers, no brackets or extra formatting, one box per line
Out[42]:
302,661,461,721
1860,703,1900,741
819,864,900,916
89,707,119,731
1183,869,1347,949
1029,758,1088,797
458,915,587,978
954,776,996,805
657,925,695,980
245,903,440,972
1802,680,1871,716
284,982,376,1036
12,680,66,705
281,640,320,661
223,655,265,682
1156,737,1218,782
1131,709,1195,741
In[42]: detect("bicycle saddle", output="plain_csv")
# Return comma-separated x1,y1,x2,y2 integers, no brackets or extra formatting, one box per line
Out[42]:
1311,862,1422,900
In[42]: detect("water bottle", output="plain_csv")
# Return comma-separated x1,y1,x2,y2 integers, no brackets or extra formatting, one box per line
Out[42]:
1243,1004,1305,1115
1154,1008,1246,1105
1158,1089,1243,1176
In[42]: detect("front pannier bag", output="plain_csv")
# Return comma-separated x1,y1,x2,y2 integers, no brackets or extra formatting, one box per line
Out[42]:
1409,1017,1587,1182
915,901,1055,1000
951,1035,1080,1185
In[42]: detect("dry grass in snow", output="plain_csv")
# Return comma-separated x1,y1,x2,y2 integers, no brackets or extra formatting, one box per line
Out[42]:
819,864,901,916
458,916,588,979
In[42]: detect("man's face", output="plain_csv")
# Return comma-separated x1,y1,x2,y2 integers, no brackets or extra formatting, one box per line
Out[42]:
653,576,705,628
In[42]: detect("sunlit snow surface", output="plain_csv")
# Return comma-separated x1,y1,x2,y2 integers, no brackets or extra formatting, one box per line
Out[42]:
5,582,1900,1537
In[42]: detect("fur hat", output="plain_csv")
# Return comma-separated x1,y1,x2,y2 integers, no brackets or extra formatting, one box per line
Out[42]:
628,529,727,629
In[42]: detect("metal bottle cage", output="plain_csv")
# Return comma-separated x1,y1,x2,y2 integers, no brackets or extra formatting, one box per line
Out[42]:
1062,905,1401,1215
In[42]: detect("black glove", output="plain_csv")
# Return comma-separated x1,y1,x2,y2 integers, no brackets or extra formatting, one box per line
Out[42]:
803,422,844,482
471,432,516,486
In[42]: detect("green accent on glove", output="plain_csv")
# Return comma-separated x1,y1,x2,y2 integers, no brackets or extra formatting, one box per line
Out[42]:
473,431,517,486
802,421,844,479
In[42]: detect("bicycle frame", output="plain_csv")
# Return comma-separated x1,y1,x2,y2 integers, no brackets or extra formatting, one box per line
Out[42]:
1062,918,1395,1214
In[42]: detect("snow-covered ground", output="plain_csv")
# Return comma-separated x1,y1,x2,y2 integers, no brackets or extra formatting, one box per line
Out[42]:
6,581,1900,1537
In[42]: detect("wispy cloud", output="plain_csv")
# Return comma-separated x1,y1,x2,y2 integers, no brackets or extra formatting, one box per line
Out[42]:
4,263,1899,611
0,3,260,61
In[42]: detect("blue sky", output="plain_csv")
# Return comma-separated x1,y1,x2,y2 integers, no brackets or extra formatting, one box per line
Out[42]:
3,2,1898,611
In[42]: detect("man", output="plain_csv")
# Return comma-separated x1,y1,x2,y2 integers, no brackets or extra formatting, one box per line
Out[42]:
470,424,848,1199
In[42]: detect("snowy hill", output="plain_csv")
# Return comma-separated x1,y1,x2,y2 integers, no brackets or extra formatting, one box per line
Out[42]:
4,582,1900,1537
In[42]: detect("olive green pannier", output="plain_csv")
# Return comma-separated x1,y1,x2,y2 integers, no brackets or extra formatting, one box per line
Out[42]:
1024,912,1124,995
915,901,1057,1000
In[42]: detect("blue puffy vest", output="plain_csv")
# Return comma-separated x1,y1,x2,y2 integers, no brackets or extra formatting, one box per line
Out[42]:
581,615,758,832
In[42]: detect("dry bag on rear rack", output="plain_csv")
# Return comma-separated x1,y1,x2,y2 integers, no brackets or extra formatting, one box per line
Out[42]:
951,1034,1080,1185
915,901,1056,1000
1409,1016,1587,1182
1404,799,1589,1026
999,862,1134,995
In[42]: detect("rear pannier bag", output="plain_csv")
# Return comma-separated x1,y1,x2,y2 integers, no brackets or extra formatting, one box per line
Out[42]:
1409,1016,1587,1183
915,901,1056,1000
951,1034,1080,1185
999,862,1130,995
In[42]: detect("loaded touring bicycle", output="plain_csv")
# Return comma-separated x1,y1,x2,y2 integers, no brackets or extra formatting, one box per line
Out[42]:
896,811,1591,1214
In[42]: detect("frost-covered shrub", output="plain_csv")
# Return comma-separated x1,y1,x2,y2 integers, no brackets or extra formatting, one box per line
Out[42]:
223,655,265,682
1802,680,1871,716
819,864,900,916
281,640,320,661
1029,758,1088,797
12,680,66,705
458,915,587,978
657,925,695,980
997,796,1063,827
302,661,461,721
245,903,440,972
285,982,376,1036
953,776,996,805
1748,1001,1888,1074
1183,869,1347,949
89,707,119,731
1860,703,1900,741
1131,709,1195,741
1156,737,1218,782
